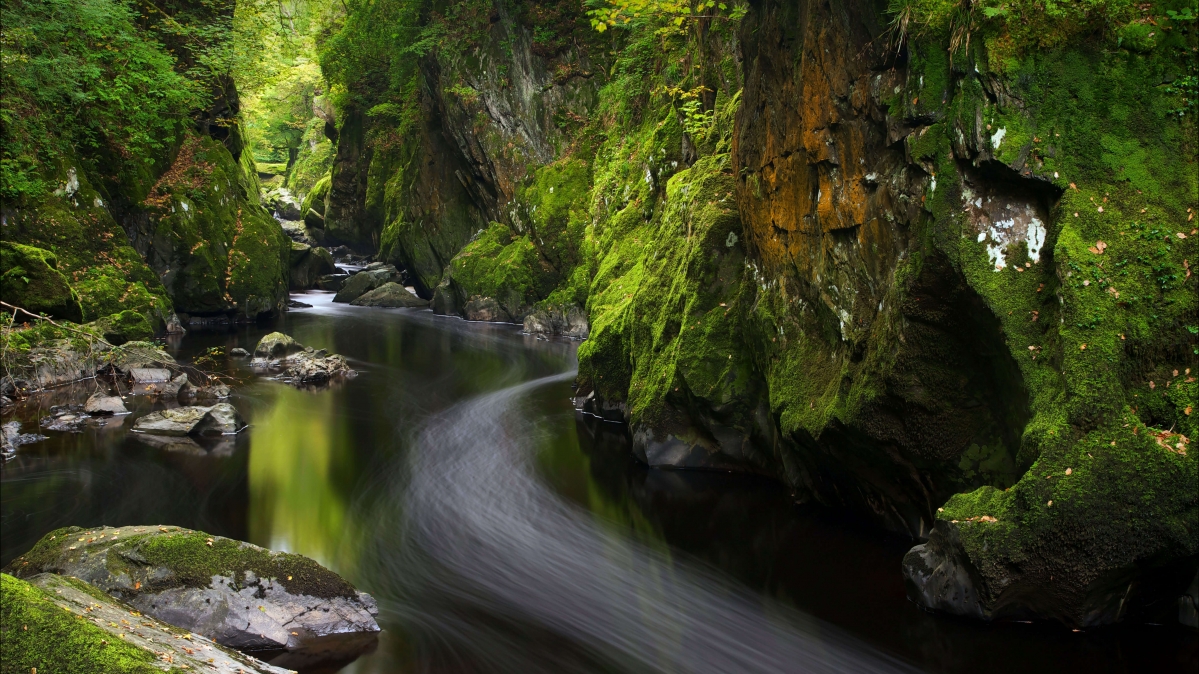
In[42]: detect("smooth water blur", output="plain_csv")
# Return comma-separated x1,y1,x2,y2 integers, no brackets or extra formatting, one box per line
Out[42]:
2,291,1195,673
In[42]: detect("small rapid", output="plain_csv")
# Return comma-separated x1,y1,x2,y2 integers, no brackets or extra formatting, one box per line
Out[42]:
363,369,919,674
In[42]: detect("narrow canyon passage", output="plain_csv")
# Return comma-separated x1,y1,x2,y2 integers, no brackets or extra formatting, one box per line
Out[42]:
3,294,1193,672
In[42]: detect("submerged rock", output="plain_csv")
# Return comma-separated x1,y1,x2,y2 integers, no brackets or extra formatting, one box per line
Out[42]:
39,405,92,433
4,525,381,653
1,573,291,674
350,282,428,308
2,421,46,457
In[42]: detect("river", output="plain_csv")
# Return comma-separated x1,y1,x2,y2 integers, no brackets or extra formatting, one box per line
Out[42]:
1,291,1195,673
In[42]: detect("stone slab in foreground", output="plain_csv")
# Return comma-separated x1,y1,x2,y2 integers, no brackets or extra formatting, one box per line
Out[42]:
1,572,290,674
4,525,380,652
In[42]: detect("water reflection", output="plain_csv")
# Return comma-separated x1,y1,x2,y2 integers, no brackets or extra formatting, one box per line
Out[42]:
248,384,356,569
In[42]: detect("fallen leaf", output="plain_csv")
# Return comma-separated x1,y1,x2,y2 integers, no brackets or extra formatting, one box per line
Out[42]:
1047,500,1053,507
1150,381,1156,389
1080,343,1087,350
1065,468,1073,475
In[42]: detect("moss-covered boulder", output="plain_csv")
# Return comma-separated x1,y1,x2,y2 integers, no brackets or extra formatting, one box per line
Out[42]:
4,525,380,652
289,243,336,289
0,573,290,674
0,241,84,322
350,282,429,308
138,134,290,319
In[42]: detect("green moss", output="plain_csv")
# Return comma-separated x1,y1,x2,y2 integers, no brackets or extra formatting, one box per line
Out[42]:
301,173,332,217
0,573,163,674
0,241,83,322
8,526,358,601
87,310,154,345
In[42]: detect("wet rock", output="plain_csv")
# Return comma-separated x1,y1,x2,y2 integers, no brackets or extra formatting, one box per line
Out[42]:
40,405,92,432
254,332,303,359
128,367,184,396
2,573,292,674
2,420,47,457
194,403,245,435
83,392,128,415
290,243,336,290
304,207,326,232
316,273,349,291
230,347,250,358
4,525,381,654
191,382,232,401
350,282,429,308
132,406,212,436
523,305,589,339
332,266,400,303
251,333,356,387
463,296,513,322
901,523,986,620
277,352,354,386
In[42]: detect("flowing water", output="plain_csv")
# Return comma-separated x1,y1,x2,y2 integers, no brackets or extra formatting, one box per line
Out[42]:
2,291,1195,673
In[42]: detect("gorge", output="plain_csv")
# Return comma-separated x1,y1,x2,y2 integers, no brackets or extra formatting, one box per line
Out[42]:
2,0,1197,671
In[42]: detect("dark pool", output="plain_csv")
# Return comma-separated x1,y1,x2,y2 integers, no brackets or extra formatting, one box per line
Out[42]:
2,291,1195,673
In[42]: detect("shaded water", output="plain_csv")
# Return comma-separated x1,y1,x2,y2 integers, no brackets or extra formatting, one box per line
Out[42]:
2,291,1195,673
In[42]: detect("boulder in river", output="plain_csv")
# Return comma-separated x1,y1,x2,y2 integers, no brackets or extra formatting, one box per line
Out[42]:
254,332,303,359
83,391,128,415
132,403,245,436
252,333,356,386
230,347,250,358
1,573,291,674
289,243,336,290
350,282,429,308
4,525,381,654
332,266,400,303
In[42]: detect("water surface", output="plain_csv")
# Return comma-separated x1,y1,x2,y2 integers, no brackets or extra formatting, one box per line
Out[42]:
2,291,1195,673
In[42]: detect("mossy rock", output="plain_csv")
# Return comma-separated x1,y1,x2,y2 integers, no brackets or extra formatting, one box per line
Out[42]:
87,310,155,345
0,241,83,322
0,573,287,674
4,525,380,652
141,134,289,318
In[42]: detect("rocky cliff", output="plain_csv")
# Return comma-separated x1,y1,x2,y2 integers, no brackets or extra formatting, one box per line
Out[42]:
318,0,1197,627
1,0,289,333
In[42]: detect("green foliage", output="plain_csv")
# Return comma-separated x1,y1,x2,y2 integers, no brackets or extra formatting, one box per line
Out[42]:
588,0,746,33
0,0,205,200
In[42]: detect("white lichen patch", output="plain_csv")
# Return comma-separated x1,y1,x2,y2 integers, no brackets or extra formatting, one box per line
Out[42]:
962,181,1048,271
991,127,1006,151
